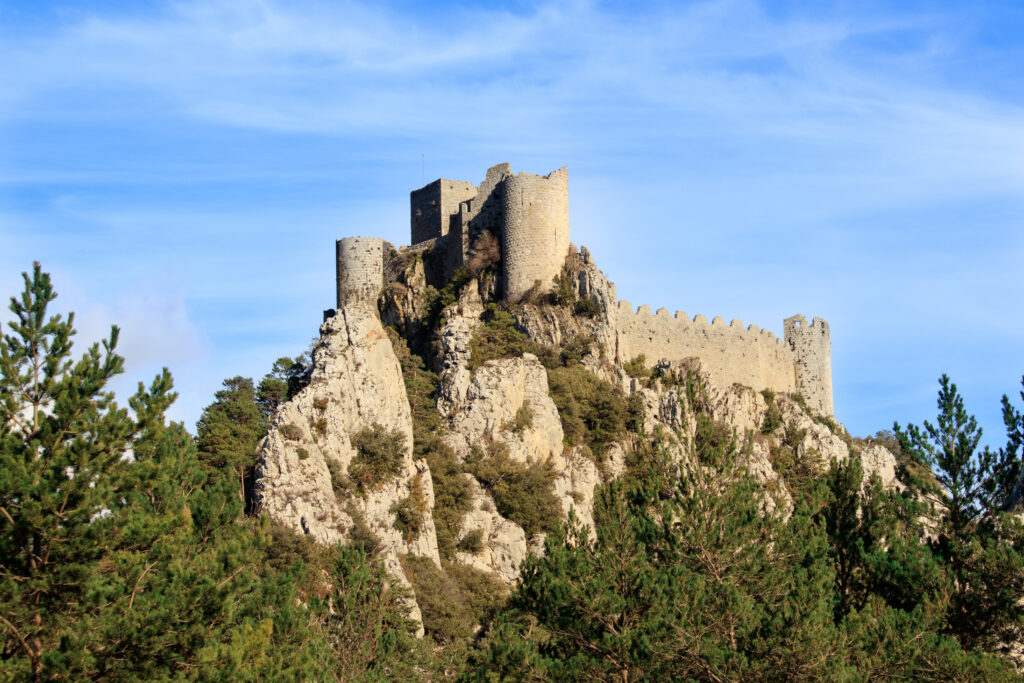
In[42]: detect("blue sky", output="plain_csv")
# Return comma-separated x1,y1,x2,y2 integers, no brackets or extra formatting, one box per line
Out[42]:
1,0,1022,445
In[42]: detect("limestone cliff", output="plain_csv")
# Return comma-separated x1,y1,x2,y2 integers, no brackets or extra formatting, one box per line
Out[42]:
254,242,898,633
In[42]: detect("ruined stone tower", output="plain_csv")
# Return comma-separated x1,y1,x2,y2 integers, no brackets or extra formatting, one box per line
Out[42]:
784,315,834,416
332,163,836,417
409,163,569,301
335,237,386,308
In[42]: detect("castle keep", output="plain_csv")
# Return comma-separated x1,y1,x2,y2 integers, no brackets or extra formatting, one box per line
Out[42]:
334,163,835,416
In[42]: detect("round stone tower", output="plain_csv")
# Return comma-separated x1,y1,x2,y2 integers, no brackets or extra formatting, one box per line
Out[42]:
501,167,570,302
336,237,387,309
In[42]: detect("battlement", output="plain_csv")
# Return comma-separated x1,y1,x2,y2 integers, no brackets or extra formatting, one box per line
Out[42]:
616,301,789,348
613,302,834,416
334,162,835,417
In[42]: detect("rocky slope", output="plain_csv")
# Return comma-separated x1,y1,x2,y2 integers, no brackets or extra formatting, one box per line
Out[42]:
253,244,900,631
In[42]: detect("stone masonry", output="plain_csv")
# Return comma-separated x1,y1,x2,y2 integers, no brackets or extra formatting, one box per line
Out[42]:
333,163,836,416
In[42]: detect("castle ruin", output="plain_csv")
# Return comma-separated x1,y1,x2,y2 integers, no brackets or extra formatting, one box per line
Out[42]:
334,163,834,416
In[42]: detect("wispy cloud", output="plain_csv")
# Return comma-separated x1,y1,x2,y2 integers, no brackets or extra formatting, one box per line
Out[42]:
1,0,1022,438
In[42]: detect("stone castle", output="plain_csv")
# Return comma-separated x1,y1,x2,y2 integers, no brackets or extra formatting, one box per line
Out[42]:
334,163,834,416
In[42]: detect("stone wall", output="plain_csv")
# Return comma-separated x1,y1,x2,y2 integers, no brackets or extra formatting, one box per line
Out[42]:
458,163,511,242
502,167,570,302
336,237,387,308
615,302,799,397
784,315,834,416
410,179,476,245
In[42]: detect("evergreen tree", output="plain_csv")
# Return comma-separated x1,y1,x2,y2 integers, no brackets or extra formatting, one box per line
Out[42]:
474,427,843,680
0,264,135,677
195,376,268,505
895,374,1024,652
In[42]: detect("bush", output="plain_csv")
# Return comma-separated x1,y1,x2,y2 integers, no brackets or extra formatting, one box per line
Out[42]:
279,422,303,441
349,423,406,491
466,231,501,276
423,268,473,329
548,366,630,459
511,401,534,435
422,438,474,560
325,456,354,500
573,296,601,318
762,394,783,435
391,474,428,540
466,443,560,541
309,415,328,440
345,504,384,557
456,529,484,554
623,355,651,380
560,334,594,366
386,327,442,456
549,272,576,307
400,556,508,645
468,303,557,370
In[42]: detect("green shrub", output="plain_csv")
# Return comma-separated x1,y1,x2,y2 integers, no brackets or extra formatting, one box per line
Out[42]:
279,422,303,441
468,303,557,370
312,396,329,412
548,366,630,459
423,438,474,560
511,401,534,435
761,388,776,404
623,354,650,379
627,392,646,433
573,297,601,318
386,327,442,455
762,399,783,435
466,443,560,541
550,272,576,307
560,334,594,366
400,556,508,645
391,474,428,541
261,520,335,599
349,423,406,491
813,414,838,434
325,456,354,500
296,447,310,461
309,415,328,440
422,268,473,329
346,504,383,557
456,529,484,554
790,392,809,413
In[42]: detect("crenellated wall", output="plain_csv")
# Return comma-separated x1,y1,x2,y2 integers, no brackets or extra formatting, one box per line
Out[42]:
396,162,835,415
336,237,387,308
784,315,833,416
616,302,799,396
502,167,570,302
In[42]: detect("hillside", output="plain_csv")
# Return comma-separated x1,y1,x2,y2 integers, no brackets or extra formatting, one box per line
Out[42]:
3,240,1023,679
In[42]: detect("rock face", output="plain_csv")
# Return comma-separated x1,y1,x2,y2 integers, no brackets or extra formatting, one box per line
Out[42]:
253,241,899,635
253,304,441,628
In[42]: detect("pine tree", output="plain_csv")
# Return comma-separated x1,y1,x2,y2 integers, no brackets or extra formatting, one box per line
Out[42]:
0,264,133,677
195,376,268,506
895,374,1024,652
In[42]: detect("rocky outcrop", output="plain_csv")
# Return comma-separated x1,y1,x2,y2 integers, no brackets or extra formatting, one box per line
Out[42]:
453,477,528,584
442,354,563,466
256,237,901,635
253,304,441,629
